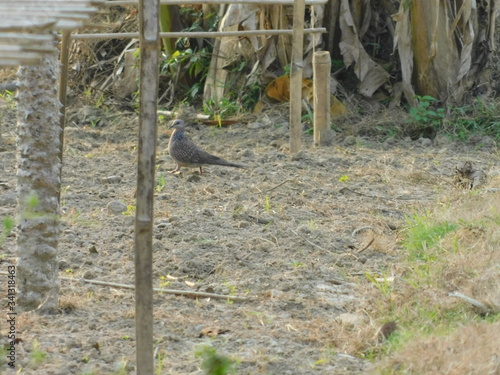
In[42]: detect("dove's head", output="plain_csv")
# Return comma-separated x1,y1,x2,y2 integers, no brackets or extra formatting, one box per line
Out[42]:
169,119,186,130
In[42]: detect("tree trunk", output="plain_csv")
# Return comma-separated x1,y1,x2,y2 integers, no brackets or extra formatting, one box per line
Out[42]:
16,49,61,314
393,0,496,104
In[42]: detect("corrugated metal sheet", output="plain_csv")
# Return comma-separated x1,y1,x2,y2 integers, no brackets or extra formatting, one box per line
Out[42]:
0,0,102,65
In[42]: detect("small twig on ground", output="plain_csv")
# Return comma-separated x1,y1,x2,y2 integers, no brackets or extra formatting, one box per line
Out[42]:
0,272,249,302
290,229,329,252
357,238,374,253
351,226,375,238
340,187,419,201
333,252,359,266
264,178,295,193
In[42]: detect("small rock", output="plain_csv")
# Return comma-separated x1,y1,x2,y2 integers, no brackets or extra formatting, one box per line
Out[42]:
269,140,280,148
101,175,122,184
238,148,256,158
202,208,214,217
478,136,496,149
59,259,70,270
106,200,127,215
297,224,312,234
291,150,307,161
88,348,100,359
98,190,110,199
0,191,16,206
343,135,356,146
247,121,266,129
383,138,397,148
155,221,172,229
186,174,201,182
82,270,95,280
270,290,283,298
434,134,451,146
67,339,82,349
417,137,432,147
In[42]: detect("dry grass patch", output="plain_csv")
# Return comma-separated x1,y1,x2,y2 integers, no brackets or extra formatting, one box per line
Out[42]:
381,321,500,375
361,176,500,373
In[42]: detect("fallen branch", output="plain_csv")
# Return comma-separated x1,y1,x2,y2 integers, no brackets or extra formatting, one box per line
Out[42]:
0,272,249,302
448,291,497,314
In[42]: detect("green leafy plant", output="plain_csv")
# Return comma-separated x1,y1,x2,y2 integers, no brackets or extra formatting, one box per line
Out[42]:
240,79,261,112
0,89,15,109
1,216,14,247
195,345,236,375
202,98,240,122
159,275,171,288
302,112,314,134
123,205,136,216
160,48,212,102
408,95,445,129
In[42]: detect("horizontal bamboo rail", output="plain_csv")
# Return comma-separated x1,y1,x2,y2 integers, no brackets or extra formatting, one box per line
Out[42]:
104,0,327,5
66,28,326,40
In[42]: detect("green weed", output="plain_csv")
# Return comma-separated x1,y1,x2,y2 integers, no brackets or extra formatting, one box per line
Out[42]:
402,214,457,261
407,95,445,129
195,344,236,375
202,98,240,122
264,195,271,212
29,340,47,367
156,173,166,192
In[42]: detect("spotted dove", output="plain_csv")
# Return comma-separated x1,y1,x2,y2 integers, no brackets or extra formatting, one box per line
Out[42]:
168,119,247,174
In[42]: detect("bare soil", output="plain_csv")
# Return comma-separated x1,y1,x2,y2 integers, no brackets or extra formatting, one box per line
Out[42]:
1,106,498,374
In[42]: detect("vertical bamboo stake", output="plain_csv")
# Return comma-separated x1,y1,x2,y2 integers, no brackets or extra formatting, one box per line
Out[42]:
289,0,305,153
313,51,333,147
136,0,160,373
58,31,71,204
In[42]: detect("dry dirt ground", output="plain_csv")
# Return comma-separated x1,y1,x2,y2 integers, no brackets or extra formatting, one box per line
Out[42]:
0,106,498,374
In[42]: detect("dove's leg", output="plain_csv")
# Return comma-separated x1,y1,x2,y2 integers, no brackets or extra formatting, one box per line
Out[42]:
170,164,181,173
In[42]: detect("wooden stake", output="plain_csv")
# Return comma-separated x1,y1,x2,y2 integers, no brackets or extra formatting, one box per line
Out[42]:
313,51,333,147
289,0,305,153
136,0,159,372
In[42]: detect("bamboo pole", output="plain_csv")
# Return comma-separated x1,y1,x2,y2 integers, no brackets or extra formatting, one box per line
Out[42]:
104,0,327,5
313,51,333,147
58,31,71,204
289,0,305,153
135,0,159,372
64,28,326,40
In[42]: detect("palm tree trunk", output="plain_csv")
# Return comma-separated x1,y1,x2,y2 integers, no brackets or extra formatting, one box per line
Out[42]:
16,49,61,313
